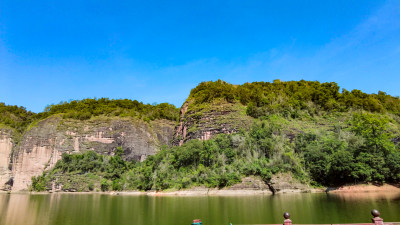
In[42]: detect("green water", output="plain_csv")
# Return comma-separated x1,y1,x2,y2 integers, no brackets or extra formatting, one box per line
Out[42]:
0,192,399,225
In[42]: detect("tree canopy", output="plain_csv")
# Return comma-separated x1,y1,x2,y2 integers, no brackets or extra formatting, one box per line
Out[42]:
0,99,179,133
40,98,179,121
0,103,35,132
189,80,400,118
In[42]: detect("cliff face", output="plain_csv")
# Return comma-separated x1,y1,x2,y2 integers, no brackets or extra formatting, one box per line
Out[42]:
173,100,253,145
0,129,13,190
7,115,175,191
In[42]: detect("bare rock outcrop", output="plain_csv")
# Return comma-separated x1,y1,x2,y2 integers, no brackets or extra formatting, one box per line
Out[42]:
0,129,13,190
174,100,252,145
9,116,175,191
268,173,310,194
228,177,271,191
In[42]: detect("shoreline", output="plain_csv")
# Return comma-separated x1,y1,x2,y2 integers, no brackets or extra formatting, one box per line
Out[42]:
326,183,400,193
3,184,400,196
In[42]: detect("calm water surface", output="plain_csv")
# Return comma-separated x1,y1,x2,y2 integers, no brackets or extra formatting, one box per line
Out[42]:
0,192,399,225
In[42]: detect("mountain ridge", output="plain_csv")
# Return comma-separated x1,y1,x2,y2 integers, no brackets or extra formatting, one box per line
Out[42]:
1,80,399,192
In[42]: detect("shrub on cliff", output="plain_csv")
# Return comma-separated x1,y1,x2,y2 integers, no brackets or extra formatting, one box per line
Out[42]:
31,175,49,191
0,102,35,132
100,179,111,191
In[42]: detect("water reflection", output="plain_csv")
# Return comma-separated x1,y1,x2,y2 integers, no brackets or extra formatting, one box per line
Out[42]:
0,192,399,225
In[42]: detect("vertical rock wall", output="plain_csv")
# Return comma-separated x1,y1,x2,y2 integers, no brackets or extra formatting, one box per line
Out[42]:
173,100,253,145
0,130,13,190
12,145,60,191
4,116,175,192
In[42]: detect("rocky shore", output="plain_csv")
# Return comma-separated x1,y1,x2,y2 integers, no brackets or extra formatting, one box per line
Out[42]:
95,183,400,196
5,175,399,196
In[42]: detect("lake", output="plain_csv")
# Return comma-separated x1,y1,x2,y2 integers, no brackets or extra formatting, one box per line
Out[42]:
0,192,399,225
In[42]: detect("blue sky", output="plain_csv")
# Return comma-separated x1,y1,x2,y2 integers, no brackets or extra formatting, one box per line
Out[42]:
1,0,399,112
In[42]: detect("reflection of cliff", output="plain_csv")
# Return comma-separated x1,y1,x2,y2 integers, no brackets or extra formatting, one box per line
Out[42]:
2,193,400,225
0,194,41,225
0,115,175,192
327,189,400,201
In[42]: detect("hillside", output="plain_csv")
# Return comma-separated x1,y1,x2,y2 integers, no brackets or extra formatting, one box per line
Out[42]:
1,80,400,192
0,99,178,191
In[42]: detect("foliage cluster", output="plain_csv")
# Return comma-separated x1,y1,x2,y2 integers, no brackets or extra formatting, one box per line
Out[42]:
40,98,178,121
31,147,135,192
0,99,178,134
189,80,400,118
298,112,400,185
0,103,35,132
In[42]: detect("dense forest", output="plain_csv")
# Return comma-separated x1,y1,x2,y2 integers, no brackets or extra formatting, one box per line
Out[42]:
189,80,400,117
28,80,400,192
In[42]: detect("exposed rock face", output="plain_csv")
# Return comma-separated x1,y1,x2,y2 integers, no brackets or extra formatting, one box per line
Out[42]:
174,100,253,145
7,116,175,191
268,173,310,194
158,176,309,195
228,177,271,191
0,130,13,190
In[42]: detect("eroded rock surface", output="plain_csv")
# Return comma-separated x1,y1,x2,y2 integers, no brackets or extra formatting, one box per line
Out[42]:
268,173,310,194
174,101,252,145
0,130,13,190
7,116,175,191
228,177,271,191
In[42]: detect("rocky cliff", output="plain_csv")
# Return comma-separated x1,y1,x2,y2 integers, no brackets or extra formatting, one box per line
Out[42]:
3,80,400,193
3,115,174,191
173,99,253,145
0,129,13,190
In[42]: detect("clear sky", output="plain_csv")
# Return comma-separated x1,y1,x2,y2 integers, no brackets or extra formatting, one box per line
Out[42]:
1,0,399,112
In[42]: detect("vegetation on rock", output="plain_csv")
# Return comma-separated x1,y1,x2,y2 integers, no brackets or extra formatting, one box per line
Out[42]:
32,112,400,191
3,80,400,191
40,98,178,121
0,99,178,133
0,103,35,133
31,147,135,192
189,79,400,117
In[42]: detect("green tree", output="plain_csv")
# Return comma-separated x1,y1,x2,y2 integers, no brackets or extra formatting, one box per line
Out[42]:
351,113,395,154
